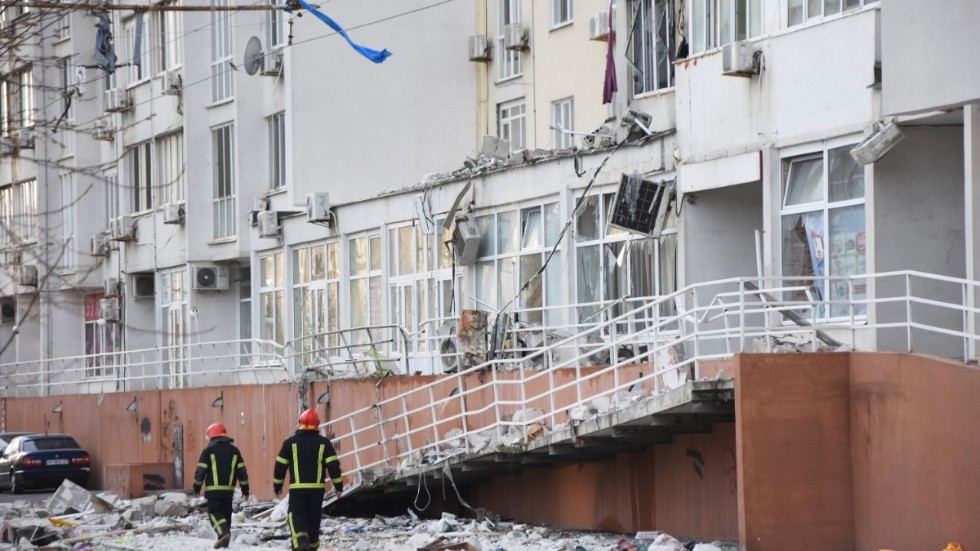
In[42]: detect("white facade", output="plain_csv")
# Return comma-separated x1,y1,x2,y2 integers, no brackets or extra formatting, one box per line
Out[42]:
1,0,979,385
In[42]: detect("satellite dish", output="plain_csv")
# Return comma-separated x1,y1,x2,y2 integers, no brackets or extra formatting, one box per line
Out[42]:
244,36,264,76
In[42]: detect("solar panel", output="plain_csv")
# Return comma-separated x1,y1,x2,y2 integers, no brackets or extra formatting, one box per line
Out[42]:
607,173,675,238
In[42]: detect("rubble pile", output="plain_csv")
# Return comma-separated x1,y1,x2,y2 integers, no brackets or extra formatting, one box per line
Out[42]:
0,480,736,551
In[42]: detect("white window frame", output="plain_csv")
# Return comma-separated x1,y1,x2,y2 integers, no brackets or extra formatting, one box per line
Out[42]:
690,0,762,55
778,137,867,319
160,269,189,386
128,142,153,213
124,16,151,85
787,0,878,27
498,99,526,150
551,97,574,149
156,1,182,73
57,0,71,40
267,0,284,49
85,292,123,378
212,123,236,239
104,170,119,229
12,68,34,129
268,112,286,190
629,0,676,94
13,179,37,244
292,242,342,363
348,234,383,334
157,131,185,205
496,0,523,81
210,0,234,102
239,265,252,364
259,252,286,346
551,0,572,27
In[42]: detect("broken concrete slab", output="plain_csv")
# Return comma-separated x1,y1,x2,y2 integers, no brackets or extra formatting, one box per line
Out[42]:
46,479,106,516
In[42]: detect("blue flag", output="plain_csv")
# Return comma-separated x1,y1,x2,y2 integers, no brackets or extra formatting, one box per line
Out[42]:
289,0,391,64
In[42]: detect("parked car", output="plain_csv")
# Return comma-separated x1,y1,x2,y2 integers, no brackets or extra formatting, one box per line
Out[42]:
0,434,90,493
0,432,33,450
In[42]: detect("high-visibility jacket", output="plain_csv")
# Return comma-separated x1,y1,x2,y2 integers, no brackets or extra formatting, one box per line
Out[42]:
193,437,249,498
273,429,343,495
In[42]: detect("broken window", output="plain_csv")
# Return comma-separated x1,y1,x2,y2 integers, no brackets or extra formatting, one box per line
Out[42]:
239,266,252,365
85,293,122,378
551,97,574,149
259,252,285,345
161,269,189,385
348,234,382,342
293,243,340,364
690,0,762,55
628,0,675,95
780,143,866,318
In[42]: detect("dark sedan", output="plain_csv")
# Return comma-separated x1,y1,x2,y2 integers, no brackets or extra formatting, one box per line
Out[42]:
0,434,90,493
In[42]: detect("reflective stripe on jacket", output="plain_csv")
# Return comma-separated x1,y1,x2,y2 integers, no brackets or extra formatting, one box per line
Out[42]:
272,429,343,494
193,437,249,497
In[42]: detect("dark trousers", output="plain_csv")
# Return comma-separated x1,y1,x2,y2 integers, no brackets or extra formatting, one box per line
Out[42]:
287,490,325,551
206,495,233,538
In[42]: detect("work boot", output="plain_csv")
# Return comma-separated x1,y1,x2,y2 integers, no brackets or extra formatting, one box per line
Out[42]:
214,533,231,548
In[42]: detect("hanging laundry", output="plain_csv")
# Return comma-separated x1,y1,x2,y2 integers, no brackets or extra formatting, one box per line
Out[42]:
75,66,86,97
601,0,617,104
95,14,117,73
287,0,391,64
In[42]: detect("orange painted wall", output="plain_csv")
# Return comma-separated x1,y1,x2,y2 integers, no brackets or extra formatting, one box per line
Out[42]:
849,353,980,551
734,354,855,551
468,425,739,540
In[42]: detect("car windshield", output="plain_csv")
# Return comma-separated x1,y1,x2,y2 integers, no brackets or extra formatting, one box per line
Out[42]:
22,438,80,452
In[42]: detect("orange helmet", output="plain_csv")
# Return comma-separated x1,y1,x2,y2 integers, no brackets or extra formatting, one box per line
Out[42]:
298,409,319,430
206,423,227,439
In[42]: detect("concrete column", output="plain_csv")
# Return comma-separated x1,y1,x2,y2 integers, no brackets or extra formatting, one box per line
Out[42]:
965,105,980,360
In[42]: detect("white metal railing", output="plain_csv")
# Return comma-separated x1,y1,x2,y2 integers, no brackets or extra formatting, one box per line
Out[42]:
322,270,980,484
0,339,286,398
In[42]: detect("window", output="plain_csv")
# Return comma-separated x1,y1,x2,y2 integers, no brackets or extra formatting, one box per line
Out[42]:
59,173,75,271
239,266,252,363
779,142,866,318
57,0,70,40
552,0,572,27
787,0,877,26
157,132,184,204
388,222,458,353
161,270,189,386
267,0,284,48
6,68,34,130
125,16,150,84
293,242,341,363
212,124,235,239
575,192,678,326
349,234,382,335
210,0,234,101
85,293,123,377
104,170,119,229
0,179,37,246
268,112,285,189
690,0,762,55
629,0,676,94
475,203,563,326
156,2,182,72
259,252,285,345
496,0,523,81
60,59,75,157
551,97,574,149
498,99,526,150
127,142,152,212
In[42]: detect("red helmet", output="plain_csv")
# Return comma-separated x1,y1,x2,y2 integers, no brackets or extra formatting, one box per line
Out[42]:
206,423,227,439
298,409,320,430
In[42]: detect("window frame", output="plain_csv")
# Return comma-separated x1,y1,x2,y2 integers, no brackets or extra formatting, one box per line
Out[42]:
156,1,182,73
787,0,878,27
496,0,523,82
348,233,383,333
124,16,151,86
211,123,236,239
550,97,574,149
127,141,153,213
628,0,676,95
259,251,286,346
292,241,342,363
84,293,123,378
497,99,526,150
59,172,75,272
157,131,185,205
551,0,572,28
268,111,286,190
690,0,763,56
210,0,234,102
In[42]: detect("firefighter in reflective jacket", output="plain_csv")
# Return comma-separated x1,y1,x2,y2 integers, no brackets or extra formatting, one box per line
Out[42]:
193,423,250,549
273,409,343,551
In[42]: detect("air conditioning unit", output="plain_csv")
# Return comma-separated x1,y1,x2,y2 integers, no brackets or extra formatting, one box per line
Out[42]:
468,35,492,62
437,322,461,373
257,210,280,238
451,215,481,266
162,203,184,224
504,23,529,51
849,122,906,165
109,215,137,241
18,265,38,287
589,10,610,41
722,41,759,77
103,277,120,296
4,249,21,265
93,120,114,142
99,296,120,322
90,233,110,256
161,69,181,95
250,195,269,227
192,263,230,291
13,129,35,149
608,173,675,238
261,49,284,76
133,273,155,298
0,298,14,322
306,192,333,225
104,88,134,112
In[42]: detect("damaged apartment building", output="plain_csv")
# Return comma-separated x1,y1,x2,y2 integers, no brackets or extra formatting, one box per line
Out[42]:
0,0,979,549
